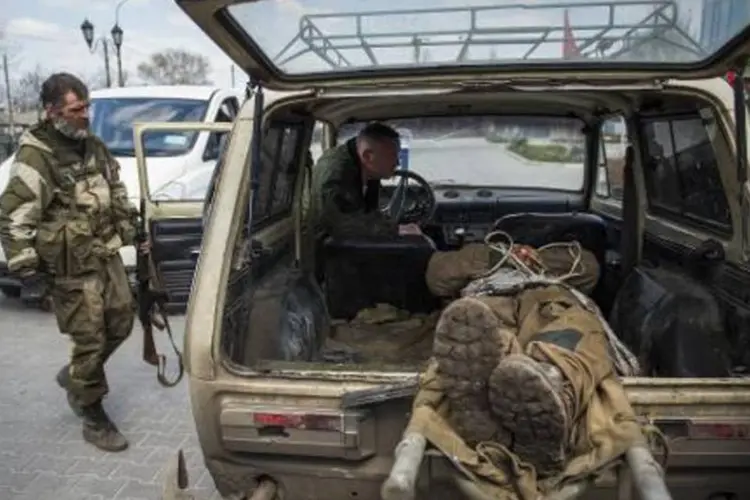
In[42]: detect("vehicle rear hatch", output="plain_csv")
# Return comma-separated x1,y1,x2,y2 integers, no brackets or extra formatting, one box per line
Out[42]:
176,0,750,495
179,0,750,89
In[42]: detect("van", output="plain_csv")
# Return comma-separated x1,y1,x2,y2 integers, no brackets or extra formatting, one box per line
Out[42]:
0,85,244,305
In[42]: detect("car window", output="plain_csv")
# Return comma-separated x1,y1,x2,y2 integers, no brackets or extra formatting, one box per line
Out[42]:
90,97,209,157
641,108,732,232
310,121,325,163
251,122,305,229
595,116,630,209
205,96,240,161
268,127,300,218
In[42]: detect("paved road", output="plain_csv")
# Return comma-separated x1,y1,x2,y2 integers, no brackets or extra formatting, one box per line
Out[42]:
0,296,221,500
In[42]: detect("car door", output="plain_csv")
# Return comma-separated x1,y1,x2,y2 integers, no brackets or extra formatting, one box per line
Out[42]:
134,120,234,307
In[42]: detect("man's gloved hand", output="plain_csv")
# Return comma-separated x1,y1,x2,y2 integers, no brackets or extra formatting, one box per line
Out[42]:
17,269,49,302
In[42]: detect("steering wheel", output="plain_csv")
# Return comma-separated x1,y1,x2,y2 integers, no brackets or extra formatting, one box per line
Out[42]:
381,169,437,225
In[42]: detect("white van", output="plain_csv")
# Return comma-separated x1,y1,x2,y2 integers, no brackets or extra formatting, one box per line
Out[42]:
0,84,244,302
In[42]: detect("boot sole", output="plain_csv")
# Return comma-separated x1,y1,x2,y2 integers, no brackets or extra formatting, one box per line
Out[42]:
82,428,129,452
488,354,568,476
432,297,517,446
56,366,85,418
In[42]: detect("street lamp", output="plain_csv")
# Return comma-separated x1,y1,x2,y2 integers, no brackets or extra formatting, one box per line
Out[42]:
81,19,94,48
111,24,124,87
80,18,113,88
111,0,132,87
79,10,127,88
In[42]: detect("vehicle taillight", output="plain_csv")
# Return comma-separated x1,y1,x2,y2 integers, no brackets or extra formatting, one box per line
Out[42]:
652,419,750,440
726,71,736,86
251,411,342,432
689,422,750,440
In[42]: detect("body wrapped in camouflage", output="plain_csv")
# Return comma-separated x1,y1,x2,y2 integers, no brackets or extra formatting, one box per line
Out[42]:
425,241,601,298
308,138,399,240
0,121,138,451
396,238,649,497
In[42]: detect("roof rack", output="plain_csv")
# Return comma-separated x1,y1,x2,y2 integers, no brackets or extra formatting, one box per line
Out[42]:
273,0,705,69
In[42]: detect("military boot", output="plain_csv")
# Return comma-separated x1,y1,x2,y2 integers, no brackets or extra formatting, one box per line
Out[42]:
488,354,574,476
55,365,84,418
80,400,129,452
432,297,520,447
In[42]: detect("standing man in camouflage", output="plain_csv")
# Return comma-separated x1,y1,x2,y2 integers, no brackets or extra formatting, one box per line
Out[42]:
308,122,422,239
0,73,140,452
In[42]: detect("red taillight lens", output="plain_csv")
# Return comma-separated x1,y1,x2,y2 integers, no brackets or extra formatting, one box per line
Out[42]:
726,71,736,86
252,412,342,431
689,422,750,440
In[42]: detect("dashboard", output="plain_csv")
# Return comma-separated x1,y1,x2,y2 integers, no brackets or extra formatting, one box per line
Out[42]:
380,185,587,248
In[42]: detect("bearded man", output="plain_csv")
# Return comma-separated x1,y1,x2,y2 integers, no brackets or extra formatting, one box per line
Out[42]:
0,72,143,452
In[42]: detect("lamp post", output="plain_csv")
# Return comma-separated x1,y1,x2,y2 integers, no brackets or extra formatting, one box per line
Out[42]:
111,24,124,87
80,18,126,87
111,0,132,87
80,18,113,88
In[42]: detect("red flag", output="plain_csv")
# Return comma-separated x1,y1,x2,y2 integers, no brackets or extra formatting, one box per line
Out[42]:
563,9,580,59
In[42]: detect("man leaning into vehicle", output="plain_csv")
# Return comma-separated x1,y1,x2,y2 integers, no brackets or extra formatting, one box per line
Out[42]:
0,72,144,452
308,121,422,240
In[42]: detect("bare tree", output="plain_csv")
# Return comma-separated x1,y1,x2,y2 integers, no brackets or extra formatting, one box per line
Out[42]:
136,49,212,85
88,69,130,90
11,65,48,113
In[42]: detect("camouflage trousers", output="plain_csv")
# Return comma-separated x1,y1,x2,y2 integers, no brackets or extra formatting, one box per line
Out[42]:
432,285,614,475
426,242,600,298
51,254,135,406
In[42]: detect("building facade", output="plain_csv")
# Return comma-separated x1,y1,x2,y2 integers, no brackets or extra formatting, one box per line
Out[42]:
700,0,749,52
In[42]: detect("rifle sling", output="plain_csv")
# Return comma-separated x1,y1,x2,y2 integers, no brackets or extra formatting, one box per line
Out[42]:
152,302,184,388
137,251,184,387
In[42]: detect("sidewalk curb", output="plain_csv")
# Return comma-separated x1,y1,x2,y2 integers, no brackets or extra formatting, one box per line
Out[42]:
502,146,581,169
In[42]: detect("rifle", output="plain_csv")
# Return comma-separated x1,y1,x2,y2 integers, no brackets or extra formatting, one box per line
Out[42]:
135,198,184,387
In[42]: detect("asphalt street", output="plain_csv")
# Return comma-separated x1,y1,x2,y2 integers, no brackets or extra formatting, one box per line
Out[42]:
0,295,220,500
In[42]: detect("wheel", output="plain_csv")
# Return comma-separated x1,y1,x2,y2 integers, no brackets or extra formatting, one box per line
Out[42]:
1,286,20,298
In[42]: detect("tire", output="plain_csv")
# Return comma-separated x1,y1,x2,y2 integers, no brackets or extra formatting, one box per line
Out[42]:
1,286,20,298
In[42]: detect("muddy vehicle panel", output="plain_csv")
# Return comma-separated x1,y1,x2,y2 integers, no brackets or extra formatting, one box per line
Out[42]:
146,1,750,499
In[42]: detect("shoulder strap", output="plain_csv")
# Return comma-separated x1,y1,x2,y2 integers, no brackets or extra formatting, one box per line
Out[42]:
87,137,114,183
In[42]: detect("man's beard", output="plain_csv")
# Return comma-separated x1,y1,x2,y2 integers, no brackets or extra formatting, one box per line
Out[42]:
52,117,89,140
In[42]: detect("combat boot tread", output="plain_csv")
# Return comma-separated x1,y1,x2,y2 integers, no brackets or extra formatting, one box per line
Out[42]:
488,354,571,476
81,402,129,453
433,297,518,446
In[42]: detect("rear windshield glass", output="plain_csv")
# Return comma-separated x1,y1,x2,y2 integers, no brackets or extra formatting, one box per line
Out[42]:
226,0,741,74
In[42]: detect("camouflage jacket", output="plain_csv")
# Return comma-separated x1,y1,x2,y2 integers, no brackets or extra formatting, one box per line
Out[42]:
308,138,398,240
0,121,138,277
